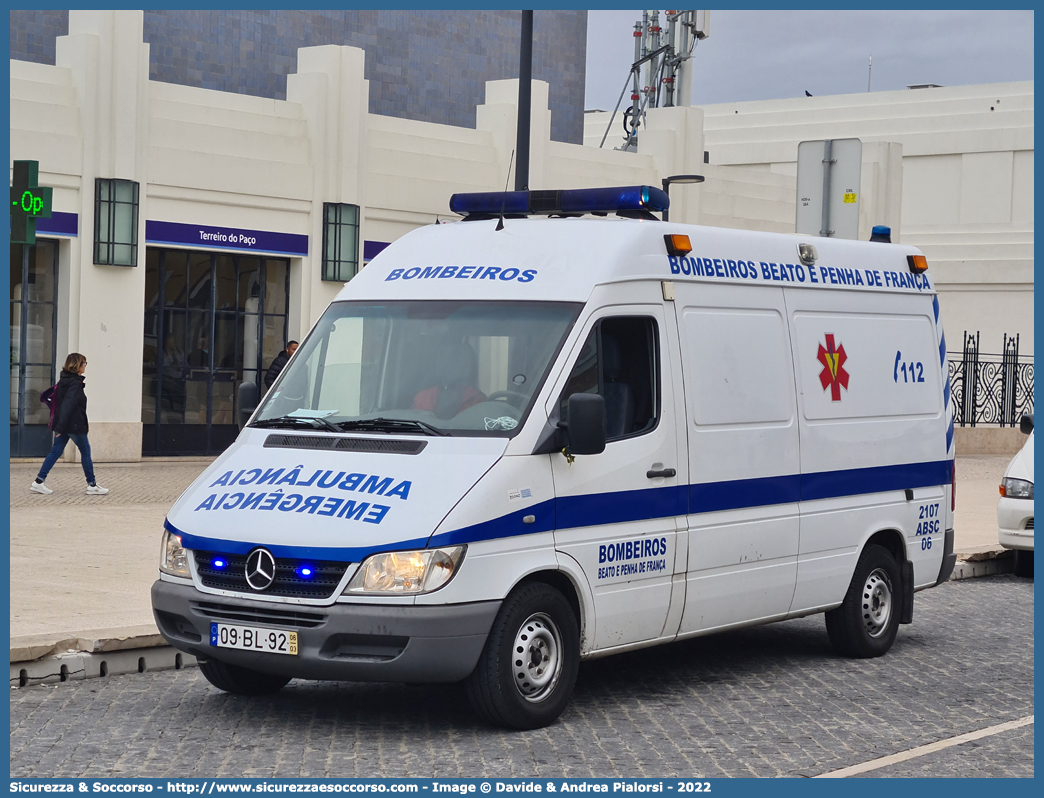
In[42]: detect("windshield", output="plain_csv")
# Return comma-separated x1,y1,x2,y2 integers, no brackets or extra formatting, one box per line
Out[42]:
253,300,581,436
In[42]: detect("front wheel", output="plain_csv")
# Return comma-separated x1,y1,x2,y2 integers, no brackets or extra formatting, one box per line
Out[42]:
826,544,901,658
466,582,580,730
198,658,292,695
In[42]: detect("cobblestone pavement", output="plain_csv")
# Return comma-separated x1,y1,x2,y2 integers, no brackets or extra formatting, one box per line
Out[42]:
10,460,212,508
10,576,1033,779
864,725,1034,778
10,460,214,637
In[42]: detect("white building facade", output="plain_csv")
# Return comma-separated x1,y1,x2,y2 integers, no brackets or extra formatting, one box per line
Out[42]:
694,81,1035,359
10,10,1032,461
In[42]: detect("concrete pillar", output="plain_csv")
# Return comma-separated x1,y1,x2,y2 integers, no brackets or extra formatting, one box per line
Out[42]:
55,10,150,461
858,141,904,241
477,79,552,190
287,45,370,332
639,105,706,224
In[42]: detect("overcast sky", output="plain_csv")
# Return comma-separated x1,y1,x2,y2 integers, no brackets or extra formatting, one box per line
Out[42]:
585,9,1035,111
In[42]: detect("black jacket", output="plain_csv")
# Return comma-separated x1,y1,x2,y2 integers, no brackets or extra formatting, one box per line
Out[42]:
264,350,291,388
54,370,89,435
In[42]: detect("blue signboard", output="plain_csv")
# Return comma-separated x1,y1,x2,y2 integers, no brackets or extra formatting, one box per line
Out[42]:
25,210,77,237
145,220,308,257
363,240,390,262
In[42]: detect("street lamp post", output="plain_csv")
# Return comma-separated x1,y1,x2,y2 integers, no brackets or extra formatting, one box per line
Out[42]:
661,174,704,222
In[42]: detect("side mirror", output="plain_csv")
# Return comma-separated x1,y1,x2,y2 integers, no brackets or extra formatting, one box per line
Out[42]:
1020,414,1034,435
238,381,259,430
564,393,606,455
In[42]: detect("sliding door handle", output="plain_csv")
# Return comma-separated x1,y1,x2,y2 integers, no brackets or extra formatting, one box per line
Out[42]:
646,467,677,479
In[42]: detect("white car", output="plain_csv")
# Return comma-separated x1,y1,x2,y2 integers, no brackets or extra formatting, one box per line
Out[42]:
998,414,1034,577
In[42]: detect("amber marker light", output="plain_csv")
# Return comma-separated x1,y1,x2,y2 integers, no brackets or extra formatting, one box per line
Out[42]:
664,234,692,257
908,254,928,273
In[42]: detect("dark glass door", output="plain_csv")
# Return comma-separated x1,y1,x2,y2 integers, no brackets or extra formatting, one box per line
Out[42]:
142,248,289,456
10,240,59,457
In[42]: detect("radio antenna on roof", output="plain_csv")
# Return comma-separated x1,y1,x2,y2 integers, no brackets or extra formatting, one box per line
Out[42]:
496,150,516,232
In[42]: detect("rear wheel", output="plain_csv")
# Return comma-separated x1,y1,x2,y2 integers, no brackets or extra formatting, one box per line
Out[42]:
826,544,901,658
1013,549,1034,578
198,659,291,695
466,582,580,730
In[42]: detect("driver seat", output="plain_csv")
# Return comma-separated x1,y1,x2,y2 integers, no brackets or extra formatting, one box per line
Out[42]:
413,341,487,419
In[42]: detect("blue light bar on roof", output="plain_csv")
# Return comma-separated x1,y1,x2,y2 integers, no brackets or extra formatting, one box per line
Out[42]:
450,191,530,216
448,185,670,218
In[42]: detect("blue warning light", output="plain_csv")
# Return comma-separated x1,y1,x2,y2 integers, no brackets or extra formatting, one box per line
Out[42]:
213,559,226,569
296,565,314,579
448,185,670,219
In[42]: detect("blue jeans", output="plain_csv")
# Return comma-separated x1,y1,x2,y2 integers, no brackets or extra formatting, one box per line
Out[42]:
37,433,96,485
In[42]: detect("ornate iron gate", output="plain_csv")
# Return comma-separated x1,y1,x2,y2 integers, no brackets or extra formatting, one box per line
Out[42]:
949,332,1034,427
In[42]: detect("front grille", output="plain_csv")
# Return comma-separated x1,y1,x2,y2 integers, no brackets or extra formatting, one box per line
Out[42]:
192,601,326,629
194,550,351,599
264,434,426,454
1026,518,1034,530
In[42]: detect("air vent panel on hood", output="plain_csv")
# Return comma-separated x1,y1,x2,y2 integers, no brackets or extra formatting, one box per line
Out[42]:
264,434,427,455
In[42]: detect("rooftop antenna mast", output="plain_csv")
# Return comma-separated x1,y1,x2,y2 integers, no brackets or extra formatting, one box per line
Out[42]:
599,10,709,152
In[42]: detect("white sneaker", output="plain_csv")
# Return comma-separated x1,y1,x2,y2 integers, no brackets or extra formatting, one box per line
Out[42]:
86,484,109,495
30,481,53,495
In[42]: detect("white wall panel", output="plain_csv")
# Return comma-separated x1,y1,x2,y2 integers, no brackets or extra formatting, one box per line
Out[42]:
960,151,1014,225
901,154,962,227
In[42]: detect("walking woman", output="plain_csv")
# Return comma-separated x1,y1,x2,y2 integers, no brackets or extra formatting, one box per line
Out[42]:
30,353,109,495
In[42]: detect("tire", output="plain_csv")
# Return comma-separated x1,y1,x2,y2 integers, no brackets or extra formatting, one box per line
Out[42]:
1013,549,1034,578
466,582,580,730
198,658,292,695
825,544,901,658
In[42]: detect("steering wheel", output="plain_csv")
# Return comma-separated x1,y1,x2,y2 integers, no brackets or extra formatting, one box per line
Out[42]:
486,390,529,409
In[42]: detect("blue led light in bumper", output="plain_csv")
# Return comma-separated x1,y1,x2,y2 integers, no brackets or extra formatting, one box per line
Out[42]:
449,185,670,218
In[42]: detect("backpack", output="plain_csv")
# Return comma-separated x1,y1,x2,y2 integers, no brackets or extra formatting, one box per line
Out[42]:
39,384,58,430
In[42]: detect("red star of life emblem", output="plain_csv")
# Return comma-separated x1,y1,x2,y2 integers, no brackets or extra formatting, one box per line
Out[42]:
817,334,849,401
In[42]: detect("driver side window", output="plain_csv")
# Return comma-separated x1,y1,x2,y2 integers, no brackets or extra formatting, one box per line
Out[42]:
559,316,659,441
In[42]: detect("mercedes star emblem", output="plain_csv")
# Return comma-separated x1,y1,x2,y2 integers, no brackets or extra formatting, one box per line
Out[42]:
245,548,277,591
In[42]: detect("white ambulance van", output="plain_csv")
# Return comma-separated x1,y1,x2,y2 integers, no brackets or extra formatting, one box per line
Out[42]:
152,186,957,729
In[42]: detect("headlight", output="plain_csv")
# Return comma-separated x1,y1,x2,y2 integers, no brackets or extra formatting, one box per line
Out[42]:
160,529,191,577
344,546,466,595
1001,478,1034,500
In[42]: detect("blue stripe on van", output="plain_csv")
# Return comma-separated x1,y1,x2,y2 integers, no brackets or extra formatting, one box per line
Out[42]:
686,460,952,512
946,419,954,452
168,459,954,560
932,296,940,324
799,459,952,502
164,518,429,563
559,484,687,529
429,499,556,547
690,474,801,513
939,333,947,367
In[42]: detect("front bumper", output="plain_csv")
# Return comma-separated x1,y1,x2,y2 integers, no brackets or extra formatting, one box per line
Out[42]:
997,497,1034,551
151,580,500,683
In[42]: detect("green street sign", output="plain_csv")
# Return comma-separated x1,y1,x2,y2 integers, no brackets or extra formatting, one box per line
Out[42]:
11,160,53,245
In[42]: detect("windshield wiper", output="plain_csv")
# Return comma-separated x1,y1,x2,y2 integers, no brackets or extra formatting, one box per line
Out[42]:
250,415,341,433
336,417,449,436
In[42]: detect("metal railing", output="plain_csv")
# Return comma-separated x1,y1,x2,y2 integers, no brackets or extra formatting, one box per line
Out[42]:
949,332,1034,427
